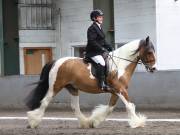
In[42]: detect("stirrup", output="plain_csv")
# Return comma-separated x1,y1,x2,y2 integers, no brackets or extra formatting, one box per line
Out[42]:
100,83,111,92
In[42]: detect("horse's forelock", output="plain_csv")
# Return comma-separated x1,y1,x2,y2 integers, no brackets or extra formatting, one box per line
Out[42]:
132,38,155,56
145,39,155,52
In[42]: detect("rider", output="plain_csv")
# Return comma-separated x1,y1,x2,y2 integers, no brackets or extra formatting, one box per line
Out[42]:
85,9,113,91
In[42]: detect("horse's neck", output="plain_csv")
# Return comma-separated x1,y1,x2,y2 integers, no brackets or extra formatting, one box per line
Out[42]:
120,59,139,85
109,40,140,80
110,40,140,70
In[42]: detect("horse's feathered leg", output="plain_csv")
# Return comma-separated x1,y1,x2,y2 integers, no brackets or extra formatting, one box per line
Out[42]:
27,86,54,128
117,91,146,128
27,77,67,128
71,95,92,128
89,94,118,128
67,87,90,128
25,61,55,128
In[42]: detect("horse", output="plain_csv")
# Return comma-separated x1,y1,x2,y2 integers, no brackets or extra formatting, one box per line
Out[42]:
25,36,156,129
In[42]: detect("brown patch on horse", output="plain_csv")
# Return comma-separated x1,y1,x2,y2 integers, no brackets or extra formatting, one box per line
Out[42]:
52,58,126,94
107,60,140,101
107,71,122,91
119,62,139,89
108,94,119,106
53,58,105,94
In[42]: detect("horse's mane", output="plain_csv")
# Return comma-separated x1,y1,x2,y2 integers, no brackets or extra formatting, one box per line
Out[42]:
132,40,145,55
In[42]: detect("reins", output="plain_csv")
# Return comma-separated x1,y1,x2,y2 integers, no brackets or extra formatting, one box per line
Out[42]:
106,52,142,80
106,53,144,79
108,53,155,73
108,54,142,64
108,54,155,68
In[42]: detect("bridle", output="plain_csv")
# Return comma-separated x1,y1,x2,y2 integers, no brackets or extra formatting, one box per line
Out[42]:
108,51,156,73
140,58,156,72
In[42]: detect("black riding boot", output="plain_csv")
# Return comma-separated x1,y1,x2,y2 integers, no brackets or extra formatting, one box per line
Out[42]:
96,64,111,92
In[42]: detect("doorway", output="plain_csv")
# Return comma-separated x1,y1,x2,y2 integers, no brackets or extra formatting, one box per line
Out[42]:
3,0,19,75
24,48,52,75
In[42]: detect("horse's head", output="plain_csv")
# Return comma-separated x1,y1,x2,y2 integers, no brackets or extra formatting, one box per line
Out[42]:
138,36,156,73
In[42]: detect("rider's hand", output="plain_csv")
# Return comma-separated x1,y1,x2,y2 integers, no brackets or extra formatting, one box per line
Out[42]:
107,47,113,52
103,51,109,59
102,47,109,53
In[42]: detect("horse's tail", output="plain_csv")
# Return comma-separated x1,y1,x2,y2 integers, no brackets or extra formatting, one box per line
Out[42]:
25,60,56,110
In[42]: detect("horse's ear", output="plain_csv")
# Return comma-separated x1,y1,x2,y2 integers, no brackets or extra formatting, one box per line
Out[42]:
146,36,150,43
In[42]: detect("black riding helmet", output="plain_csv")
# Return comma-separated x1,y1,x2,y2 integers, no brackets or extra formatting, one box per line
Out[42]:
90,9,104,21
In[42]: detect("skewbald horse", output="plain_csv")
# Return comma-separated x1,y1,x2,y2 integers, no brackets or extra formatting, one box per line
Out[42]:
25,36,156,129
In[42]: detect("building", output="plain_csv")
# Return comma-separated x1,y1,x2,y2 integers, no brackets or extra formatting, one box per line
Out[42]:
0,0,180,108
0,0,180,76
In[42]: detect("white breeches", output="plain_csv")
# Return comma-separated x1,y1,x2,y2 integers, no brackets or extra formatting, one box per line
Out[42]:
91,55,105,66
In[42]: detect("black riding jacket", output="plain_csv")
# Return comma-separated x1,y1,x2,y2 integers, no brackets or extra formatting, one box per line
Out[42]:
85,22,112,57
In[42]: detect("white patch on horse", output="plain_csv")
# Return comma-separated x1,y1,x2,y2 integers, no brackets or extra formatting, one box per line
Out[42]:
87,64,95,79
109,40,141,79
117,93,146,128
90,105,115,127
27,87,54,128
70,95,90,128
118,69,125,78
49,57,77,87
152,62,157,69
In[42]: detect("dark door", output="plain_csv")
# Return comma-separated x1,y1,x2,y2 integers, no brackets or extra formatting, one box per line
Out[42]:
93,0,114,46
0,0,4,75
3,0,19,75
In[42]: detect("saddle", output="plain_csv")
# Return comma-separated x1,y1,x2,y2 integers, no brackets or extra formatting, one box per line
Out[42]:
83,54,109,78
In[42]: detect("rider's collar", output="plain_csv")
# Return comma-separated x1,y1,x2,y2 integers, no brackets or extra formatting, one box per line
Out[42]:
96,22,101,29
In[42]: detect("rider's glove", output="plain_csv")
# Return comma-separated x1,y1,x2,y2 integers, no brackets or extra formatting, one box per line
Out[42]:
107,46,113,52
102,47,109,53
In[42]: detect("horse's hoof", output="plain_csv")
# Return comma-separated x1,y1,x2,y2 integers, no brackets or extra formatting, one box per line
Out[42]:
129,114,147,128
89,121,95,128
26,124,38,129
26,125,31,129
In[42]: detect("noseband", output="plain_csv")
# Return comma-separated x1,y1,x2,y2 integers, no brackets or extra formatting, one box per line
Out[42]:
138,56,156,72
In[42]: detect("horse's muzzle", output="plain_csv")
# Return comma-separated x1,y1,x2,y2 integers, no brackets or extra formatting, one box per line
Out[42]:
149,67,157,73
148,63,157,73
149,63,157,73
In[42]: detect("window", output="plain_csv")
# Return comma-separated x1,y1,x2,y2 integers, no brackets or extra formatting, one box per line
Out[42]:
18,0,54,30
74,47,86,58
116,42,127,48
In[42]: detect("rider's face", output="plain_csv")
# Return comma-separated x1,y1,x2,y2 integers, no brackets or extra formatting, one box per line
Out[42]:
96,16,103,24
